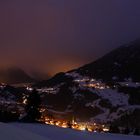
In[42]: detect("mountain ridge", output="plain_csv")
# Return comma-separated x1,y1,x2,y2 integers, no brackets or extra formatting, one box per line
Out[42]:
0,67,35,84
32,40,140,128
35,39,140,88
73,40,140,82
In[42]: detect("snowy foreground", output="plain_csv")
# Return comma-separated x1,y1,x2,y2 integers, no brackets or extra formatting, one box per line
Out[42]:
0,123,139,140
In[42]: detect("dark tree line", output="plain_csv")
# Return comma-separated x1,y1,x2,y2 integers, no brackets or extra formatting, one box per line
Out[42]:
22,89,41,122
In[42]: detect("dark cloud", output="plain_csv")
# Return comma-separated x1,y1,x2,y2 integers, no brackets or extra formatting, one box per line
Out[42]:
0,0,140,76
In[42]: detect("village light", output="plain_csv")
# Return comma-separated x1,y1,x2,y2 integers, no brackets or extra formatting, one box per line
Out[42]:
61,123,68,128
78,126,86,131
55,121,61,126
103,127,110,132
26,87,33,91
23,98,27,104
45,122,48,124
87,128,93,132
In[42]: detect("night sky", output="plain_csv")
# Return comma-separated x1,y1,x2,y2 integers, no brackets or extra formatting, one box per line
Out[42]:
0,0,140,77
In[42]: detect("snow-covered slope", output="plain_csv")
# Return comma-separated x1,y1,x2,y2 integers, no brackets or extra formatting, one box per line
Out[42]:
7,123,139,140
0,123,49,140
34,71,140,125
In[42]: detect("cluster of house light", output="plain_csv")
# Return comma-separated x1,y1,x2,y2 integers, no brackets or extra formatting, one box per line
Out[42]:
37,88,56,94
74,78,110,89
43,117,109,133
45,119,68,128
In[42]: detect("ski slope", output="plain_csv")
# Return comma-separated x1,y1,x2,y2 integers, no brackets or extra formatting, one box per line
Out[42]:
2,123,138,140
